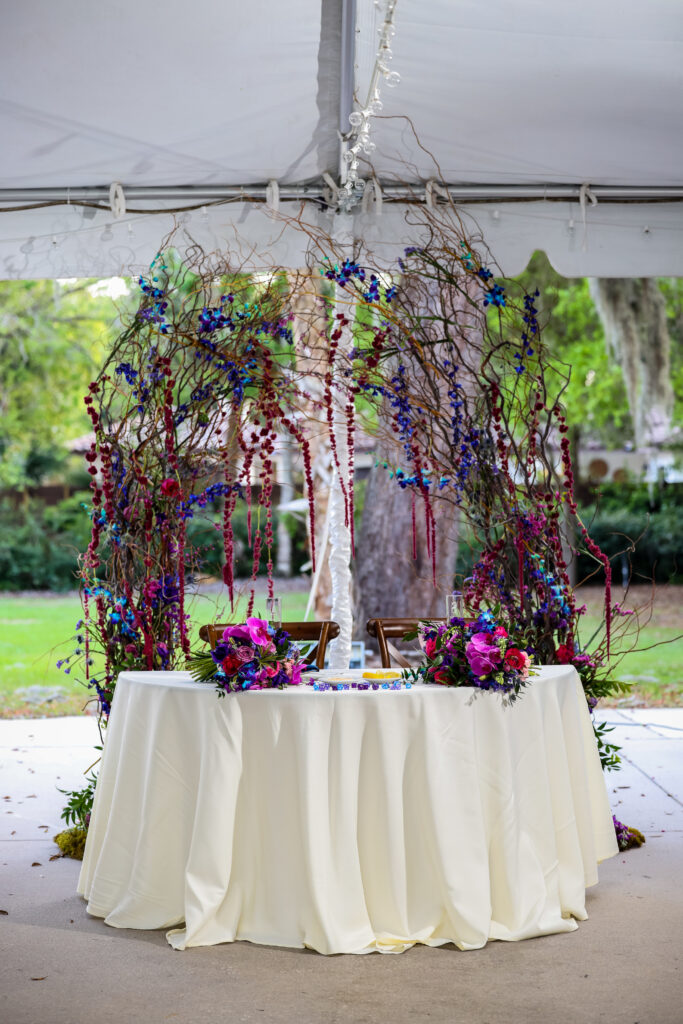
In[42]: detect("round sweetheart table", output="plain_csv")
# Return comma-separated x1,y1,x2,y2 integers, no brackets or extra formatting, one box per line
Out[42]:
78,666,617,954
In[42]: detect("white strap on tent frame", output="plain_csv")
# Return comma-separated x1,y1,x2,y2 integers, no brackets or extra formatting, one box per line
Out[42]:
579,182,597,251
425,179,451,210
108,182,126,219
266,179,280,212
362,178,383,214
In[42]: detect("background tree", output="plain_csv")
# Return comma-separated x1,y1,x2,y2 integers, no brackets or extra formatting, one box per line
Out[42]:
0,279,126,487
589,278,675,449
516,255,683,452
352,276,471,633
514,255,630,449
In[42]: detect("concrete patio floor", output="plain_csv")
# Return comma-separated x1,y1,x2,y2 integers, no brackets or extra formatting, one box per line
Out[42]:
1,709,681,1024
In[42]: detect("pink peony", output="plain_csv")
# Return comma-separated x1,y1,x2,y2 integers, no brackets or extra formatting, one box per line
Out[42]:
493,626,508,638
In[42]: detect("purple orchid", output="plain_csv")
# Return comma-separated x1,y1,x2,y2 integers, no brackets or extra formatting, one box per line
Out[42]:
221,623,252,642
465,632,502,676
244,617,274,648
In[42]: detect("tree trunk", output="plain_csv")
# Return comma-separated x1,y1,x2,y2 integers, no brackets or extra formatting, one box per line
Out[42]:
589,278,674,448
353,446,459,636
352,275,473,638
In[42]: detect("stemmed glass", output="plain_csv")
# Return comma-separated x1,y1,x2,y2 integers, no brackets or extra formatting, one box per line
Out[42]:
266,596,282,630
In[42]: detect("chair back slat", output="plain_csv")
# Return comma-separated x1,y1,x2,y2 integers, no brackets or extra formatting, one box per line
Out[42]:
366,617,447,668
199,621,340,670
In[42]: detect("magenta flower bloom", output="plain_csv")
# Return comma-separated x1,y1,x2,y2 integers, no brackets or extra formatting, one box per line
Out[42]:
221,623,252,642
160,477,181,499
234,645,254,663
245,617,275,649
465,632,502,676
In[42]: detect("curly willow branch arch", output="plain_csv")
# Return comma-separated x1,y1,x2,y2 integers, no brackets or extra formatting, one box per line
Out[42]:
63,206,632,727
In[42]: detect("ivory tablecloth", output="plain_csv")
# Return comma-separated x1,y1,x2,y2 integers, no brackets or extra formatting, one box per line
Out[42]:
78,667,617,954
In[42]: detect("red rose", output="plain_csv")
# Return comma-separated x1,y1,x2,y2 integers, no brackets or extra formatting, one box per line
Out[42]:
504,647,528,672
160,478,181,499
556,643,574,664
220,653,242,674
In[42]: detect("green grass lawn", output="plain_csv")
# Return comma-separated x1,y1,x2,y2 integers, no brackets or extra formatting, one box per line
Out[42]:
0,592,680,717
578,615,683,705
0,590,310,717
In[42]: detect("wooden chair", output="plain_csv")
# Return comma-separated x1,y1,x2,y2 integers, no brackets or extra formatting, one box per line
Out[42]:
366,617,447,668
198,621,340,670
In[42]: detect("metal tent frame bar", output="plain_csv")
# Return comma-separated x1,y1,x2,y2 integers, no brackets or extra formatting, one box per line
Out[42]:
1,183,682,212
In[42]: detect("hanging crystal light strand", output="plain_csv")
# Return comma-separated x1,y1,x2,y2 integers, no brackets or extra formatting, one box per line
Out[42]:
340,0,400,211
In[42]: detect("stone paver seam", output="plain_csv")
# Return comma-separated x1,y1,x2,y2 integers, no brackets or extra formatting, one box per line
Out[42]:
599,719,683,734
618,750,683,808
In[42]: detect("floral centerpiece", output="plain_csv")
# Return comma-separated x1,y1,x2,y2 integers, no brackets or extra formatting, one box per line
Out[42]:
188,617,309,696
404,611,535,702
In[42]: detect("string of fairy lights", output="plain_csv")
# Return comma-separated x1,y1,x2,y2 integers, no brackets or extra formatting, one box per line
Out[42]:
338,0,400,211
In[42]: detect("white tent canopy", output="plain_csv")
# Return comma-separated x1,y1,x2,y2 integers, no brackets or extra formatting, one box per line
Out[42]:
2,0,683,279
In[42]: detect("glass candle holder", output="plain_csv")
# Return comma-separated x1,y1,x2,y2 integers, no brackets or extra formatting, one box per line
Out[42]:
266,596,282,629
446,592,464,621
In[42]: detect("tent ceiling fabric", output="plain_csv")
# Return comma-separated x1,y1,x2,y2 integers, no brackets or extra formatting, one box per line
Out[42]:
0,0,334,188
372,0,683,187
1,0,683,279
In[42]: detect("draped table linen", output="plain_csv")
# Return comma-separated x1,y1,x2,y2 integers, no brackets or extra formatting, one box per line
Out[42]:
78,667,617,954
